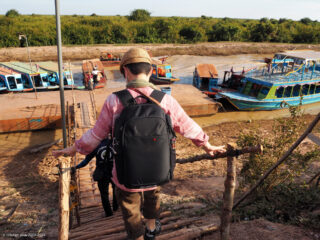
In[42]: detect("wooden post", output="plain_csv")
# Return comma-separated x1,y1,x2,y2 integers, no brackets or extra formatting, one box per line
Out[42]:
220,143,237,240
59,157,71,240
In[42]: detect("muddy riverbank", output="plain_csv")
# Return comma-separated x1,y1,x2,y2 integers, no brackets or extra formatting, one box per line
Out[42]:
1,42,320,62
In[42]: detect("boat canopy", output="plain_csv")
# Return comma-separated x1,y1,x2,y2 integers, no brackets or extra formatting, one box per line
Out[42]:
274,51,320,64
195,64,218,78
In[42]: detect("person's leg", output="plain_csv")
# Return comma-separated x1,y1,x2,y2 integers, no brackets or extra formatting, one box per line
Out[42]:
143,187,161,239
97,179,113,217
116,187,144,240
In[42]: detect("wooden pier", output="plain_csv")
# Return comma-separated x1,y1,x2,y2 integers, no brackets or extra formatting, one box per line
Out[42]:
0,84,218,133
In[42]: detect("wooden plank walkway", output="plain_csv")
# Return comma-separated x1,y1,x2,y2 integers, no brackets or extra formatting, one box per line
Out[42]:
68,91,220,240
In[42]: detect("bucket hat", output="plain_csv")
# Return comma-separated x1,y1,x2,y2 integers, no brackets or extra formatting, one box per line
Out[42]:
120,48,151,74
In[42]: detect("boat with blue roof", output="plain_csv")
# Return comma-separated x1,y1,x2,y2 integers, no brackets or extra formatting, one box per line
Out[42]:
217,51,320,110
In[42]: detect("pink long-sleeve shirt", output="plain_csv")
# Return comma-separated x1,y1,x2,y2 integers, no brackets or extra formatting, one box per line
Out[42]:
75,87,209,192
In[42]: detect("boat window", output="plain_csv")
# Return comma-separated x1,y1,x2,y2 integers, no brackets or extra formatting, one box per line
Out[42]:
0,77,5,87
242,81,252,95
22,75,31,88
276,87,284,98
316,85,320,94
284,86,293,97
7,76,17,89
249,84,262,97
42,76,49,82
292,85,301,97
16,78,22,84
257,86,270,99
301,84,309,95
33,75,42,87
309,84,316,94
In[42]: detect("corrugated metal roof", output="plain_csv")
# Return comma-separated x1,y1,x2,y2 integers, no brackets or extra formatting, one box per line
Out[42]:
82,59,104,73
196,64,218,78
277,50,320,62
1,62,39,74
37,61,59,72
0,66,20,75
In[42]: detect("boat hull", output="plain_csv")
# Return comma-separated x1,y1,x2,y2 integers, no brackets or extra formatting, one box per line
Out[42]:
219,92,320,111
150,76,179,85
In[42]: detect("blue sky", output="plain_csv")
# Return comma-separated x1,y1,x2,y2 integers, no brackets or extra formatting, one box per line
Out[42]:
1,0,319,21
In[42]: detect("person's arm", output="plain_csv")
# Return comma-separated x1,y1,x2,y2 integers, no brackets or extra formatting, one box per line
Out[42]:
53,95,115,158
76,149,96,169
164,96,225,156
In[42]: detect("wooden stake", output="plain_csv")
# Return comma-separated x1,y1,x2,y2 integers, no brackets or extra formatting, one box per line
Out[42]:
220,143,237,240
233,112,320,209
59,157,71,240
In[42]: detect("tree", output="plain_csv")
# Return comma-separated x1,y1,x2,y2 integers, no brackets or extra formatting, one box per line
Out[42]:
5,9,20,17
179,25,204,43
209,22,241,41
128,9,151,21
300,17,312,25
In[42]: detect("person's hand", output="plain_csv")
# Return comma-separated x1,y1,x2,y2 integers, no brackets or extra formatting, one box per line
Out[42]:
52,145,76,158
202,142,226,157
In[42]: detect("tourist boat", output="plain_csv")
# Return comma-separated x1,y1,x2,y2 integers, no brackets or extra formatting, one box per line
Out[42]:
36,61,74,89
150,64,179,85
0,62,57,91
100,52,121,67
82,59,107,90
0,66,33,93
217,51,320,110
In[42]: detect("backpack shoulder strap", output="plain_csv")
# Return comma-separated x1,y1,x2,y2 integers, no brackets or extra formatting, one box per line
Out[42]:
113,89,135,108
150,89,165,103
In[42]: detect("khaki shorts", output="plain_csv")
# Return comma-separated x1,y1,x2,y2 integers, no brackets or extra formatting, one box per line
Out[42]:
116,187,161,239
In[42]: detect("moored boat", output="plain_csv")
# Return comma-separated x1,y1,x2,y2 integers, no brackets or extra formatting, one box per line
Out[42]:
36,61,74,89
193,63,220,97
0,62,56,91
218,51,320,110
100,52,121,67
0,66,33,92
82,59,107,90
150,64,179,85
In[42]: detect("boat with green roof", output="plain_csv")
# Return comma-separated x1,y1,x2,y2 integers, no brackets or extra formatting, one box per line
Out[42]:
0,62,59,91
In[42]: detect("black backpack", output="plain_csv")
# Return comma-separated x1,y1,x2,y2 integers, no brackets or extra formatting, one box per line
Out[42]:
113,89,176,189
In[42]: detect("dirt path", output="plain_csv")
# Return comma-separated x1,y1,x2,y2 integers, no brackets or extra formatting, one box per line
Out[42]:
1,42,320,62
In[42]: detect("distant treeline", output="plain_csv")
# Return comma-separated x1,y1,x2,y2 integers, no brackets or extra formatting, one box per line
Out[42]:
1,10,320,48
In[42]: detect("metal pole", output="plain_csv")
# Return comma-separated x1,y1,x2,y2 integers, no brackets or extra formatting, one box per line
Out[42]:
55,0,67,148
21,35,38,99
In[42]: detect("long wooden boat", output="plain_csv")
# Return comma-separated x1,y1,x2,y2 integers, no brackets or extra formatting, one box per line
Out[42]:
0,66,33,92
100,52,121,67
218,51,320,110
150,64,179,85
36,61,74,89
0,62,57,91
82,59,107,90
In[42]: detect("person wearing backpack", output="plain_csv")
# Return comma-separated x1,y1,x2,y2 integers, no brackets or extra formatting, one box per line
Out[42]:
53,48,225,240
70,137,118,217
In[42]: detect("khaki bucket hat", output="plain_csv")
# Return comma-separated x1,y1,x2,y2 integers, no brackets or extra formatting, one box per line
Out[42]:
120,48,152,74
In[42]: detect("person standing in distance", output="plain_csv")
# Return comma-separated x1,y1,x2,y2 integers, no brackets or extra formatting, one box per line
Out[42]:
53,48,225,240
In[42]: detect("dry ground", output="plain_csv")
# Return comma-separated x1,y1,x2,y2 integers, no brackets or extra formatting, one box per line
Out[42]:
0,115,319,239
1,42,320,62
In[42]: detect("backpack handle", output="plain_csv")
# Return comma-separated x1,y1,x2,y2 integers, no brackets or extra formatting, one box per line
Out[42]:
133,89,162,107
